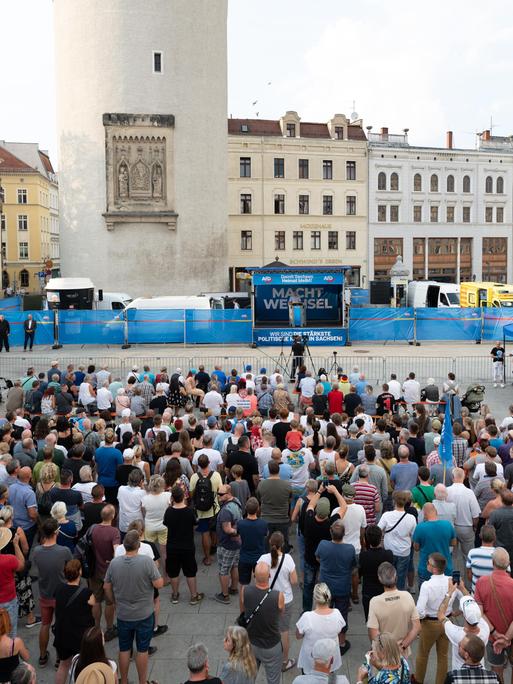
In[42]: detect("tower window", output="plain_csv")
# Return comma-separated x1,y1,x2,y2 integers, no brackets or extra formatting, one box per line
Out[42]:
153,52,163,73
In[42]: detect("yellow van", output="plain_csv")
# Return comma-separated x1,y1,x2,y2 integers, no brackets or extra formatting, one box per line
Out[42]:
460,281,513,308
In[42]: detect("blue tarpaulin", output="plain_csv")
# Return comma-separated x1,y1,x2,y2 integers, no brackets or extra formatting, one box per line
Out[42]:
58,310,125,345
415,308,481,341
186,309,252,344
349,308,414,342
0,296,22,311
0,311,54,347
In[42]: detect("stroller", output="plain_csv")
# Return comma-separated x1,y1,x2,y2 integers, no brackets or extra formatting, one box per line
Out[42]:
461,384,486,413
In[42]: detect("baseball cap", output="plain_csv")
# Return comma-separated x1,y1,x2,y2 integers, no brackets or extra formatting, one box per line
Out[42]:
228,406,237,414
342,484,356,498
316,498,331,519
461,596,482,625
207,416,217,427
259,368,267,374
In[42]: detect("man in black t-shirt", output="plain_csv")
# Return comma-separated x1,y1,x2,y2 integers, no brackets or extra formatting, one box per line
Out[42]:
225,435,258,494
271,409,292,450
183,643,221,684
194,366,211,393
376,383,396,415
291,335,305,381
491,340,506,387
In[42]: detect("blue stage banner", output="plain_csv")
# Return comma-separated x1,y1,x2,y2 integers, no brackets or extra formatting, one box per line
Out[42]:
254,328,347,346
253,273,344,286
349,308,414,342
0,311,54,347
416,308,481,341
254,285,341,323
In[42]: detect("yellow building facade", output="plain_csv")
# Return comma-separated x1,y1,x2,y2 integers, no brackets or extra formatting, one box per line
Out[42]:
0,143,59,293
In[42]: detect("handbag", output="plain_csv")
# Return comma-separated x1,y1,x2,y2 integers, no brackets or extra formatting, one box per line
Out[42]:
236,553,286,628
489,574,510,634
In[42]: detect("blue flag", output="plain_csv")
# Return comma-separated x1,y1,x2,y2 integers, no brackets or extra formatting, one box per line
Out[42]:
439,400,453,465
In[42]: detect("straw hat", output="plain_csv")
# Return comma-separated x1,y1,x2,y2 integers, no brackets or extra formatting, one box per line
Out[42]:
75,663,116,684
0,528,12,552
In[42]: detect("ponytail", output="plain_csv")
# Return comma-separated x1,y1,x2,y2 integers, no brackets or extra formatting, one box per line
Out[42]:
268,531,284,569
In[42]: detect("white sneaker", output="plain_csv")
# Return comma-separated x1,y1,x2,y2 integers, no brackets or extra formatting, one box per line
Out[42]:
501,384,505,388
494,383,498,387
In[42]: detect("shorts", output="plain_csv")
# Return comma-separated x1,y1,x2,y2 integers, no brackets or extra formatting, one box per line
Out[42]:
300,395,313,406
40,597,56,626
117,613,155,653
145,528,168,545
352,554,360,575
88,575,113,605
166,549,197,578
332,595,350,633
238,561,256,586
486,640,513,667
279,602,293,632
197,517,215,533
217,546,240,575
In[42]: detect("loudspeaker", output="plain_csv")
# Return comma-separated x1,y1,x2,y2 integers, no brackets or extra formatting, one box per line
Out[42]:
370,281,392,305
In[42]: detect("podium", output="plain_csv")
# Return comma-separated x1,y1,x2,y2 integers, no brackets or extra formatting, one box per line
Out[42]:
289,301,306,327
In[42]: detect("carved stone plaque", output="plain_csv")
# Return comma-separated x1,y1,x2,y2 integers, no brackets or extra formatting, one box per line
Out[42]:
103,114,177,230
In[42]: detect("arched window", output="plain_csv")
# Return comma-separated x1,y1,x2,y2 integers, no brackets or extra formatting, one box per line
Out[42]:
446,175,455,192
485,176,493,193
20,269,29,288
377,172,386,190
497,176,504,194
413,173,422,191
463,175,471,193
390,172,399,191
430,174,439,192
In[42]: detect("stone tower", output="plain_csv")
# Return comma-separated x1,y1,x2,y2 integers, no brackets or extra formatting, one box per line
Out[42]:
54,0,228,295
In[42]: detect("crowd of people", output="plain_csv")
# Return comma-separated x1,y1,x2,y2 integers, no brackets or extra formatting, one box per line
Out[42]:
1,359,513,684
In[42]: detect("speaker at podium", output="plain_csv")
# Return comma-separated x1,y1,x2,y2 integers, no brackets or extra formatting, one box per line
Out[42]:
288,296,306,327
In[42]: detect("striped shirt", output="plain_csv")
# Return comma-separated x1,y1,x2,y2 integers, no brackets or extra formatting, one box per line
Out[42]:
353,481,380,525
466,546,496,593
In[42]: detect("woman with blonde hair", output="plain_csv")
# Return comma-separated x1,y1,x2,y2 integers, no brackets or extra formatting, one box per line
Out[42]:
142,475,171,581
34,462,59,521
132,444,150,483
221,625,257,684
481,478,506,521
273,383,291,414
357,632,410,684
50,501,77,551
0,609,30,682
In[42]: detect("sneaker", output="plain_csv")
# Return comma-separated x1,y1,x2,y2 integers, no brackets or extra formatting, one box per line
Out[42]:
501,384,505,388
153,625,168,637
190,593,205,605
148,646,157,656
104,626,118,642
171,593,179,604
26,617,41,629
339,641,351,656
228,587,238,595
494,383,498,387
214,592,230,604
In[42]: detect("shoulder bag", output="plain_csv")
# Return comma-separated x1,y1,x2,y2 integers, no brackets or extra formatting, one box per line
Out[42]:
236,552,286,627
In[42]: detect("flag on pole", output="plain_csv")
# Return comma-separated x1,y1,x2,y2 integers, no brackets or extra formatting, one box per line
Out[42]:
439,399,453,465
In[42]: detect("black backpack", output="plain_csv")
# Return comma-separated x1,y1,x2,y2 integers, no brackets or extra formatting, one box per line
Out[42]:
193,472,215,512
37,487,54,516
73,524,97,579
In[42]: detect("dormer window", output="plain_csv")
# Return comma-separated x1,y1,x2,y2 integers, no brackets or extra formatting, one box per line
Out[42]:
286,123,296,137
240,124,249,133
334,126,344,140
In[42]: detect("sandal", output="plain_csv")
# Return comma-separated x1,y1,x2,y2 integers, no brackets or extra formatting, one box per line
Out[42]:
351,595,359,604
202,557,212,566
282,658,296,672
38,651,49,667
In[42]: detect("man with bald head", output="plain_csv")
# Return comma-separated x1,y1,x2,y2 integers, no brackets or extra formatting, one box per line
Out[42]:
8,465,38,547
13,433,36,468
241,561,284,684
475,548,513,681
413,502,456,586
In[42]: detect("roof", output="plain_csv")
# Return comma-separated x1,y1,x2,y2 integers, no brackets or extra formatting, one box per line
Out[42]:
0,146,34,173
228,118,366,141
38,151,55,175
250,265,351,274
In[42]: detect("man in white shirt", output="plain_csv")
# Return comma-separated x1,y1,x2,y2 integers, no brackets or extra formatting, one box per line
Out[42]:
354,408,373,434
269,368,282,389
203,387,224,416
262,408,279,433
378,490,417,590
402,372,421,406
192,434,223,473
447,468,481,567
96,365,112,388
438,588,489,670
96,381,114,411
388,374,402,401
415,552,458,684
117,469,146,535
299,372,316,404
332,484,367,602
255,433,275,477
281,433,315,493
499,405,513,433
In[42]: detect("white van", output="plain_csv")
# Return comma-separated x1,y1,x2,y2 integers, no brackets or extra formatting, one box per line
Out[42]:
96,292,133,311
407,281,460,308
125,296,211,310
45,278,132,310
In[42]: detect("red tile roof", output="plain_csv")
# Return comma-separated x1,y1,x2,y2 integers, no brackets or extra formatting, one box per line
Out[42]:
228,118,367,141
0,146,34,173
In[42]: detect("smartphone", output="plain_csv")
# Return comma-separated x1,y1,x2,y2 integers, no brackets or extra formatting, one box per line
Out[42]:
322,477,329,486
452,571,461,585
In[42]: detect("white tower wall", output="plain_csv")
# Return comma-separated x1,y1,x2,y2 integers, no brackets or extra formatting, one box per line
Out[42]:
54,0,228,295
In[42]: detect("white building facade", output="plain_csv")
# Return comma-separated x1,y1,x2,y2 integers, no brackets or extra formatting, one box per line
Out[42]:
368,129,513,283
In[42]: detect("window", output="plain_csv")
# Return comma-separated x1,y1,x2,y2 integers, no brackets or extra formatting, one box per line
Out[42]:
0,187,4,203
446,175,455,192
413,173,422,191
0,214,5,231
378,205,386,222
485,206,493,222
390,172,399,191
311,231,321,250
274,158,284,178
430,206,439,222
1,244,5,259
463,206,471,223
274,194,285,214
328,231,339,250
19,242,28,259
299,195,309,215
17,189,27,204
346,196,356,215
286,123,296,137
497,206,504,223
240,157,251,178
485,176,493,193
334,126,344,140
240,230,252,250
298,159,309,179
390,205,399,222
446,206,455,223
323,160,333,180
17,215,28,231
346,161,356,180
20,270,29,288
430,174,439,192
153,51,162,73
323,195,333,215
463,175,471,193
345,231,356,250
293,231,303,250
413,205,422,222
240,193,252,214
275,231,285,250
378,172,386,190
497,176,504,194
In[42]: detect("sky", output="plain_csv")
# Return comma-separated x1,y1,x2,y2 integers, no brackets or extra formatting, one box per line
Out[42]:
1,0,512,167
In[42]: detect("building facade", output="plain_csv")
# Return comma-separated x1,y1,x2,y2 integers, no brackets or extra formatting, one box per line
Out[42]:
0,143,59,293
368,129,513,283
228,112,368,289
54,0,228,296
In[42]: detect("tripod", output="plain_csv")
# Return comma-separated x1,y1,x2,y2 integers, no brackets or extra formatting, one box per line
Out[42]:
302,337,316,375
326,350,341,378
275,335,292,378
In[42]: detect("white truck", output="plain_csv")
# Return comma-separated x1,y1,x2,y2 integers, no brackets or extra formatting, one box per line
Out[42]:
44,278,132,310
406,280,460,308
125,295,211,310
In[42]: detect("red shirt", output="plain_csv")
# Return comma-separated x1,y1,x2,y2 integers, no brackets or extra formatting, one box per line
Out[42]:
328,389,344,414
0,555,18,602
475,570,513,634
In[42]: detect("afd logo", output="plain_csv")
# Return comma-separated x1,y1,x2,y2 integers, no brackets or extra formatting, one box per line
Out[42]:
261,276,273,283
323,276,334,282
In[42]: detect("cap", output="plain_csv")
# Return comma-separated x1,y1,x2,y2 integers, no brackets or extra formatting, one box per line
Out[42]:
123,448,134,460
434,435,441,446
0,528,12,552
121,408,131,418
228,406,237,414
348,424,358,434
316,498,331,519
287,433,303,451
311,638,339,664
259,368,267,374
75,663,116,684
132,365,139,372
190,369,197,375
432,419,442,430
51,360,59,366
342,484,356,498
461,596,482,625
245,364,252,371
207,416,217,427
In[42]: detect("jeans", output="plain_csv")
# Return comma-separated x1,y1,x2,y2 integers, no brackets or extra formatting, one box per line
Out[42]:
303,561,318,612
252,641,282,684
393,554,410,590
0,597,18,637
297,533,305,572
24,331,35,350
332,594,350,633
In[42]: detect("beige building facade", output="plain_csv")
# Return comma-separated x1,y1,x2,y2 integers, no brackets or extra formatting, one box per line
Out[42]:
228,112,368,289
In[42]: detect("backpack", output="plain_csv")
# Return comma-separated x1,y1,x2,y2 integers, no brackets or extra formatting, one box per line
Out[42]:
73,524,97,579
37,486,54,516
193,472,215,512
